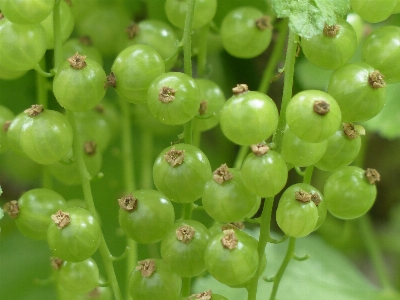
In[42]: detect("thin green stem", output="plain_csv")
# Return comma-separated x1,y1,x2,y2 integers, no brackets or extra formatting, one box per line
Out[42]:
140,128,154,189
303,165,314,185
247,198,274,300
53,0,63,70
181,202,193,220
181,277,192,297
118,99,138,300
34,64,54,78
66,110,122,300
182,0,196,77
358,213,394,291
184,120,193,145
258,19,289,94
272,29,297,153
197,24,209,77
233,146,248,169
270,237,296,300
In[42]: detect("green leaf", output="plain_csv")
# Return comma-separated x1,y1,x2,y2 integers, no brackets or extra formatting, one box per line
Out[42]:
272,0,351,38
363,83,400,140
193,230,381,300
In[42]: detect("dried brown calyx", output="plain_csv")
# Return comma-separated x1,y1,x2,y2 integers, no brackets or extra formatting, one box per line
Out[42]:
323,24,340,37
3,200,19,218
118,194,138,212
189,290,213,300
136,259,156,278
159,86,176,103
51,210,71,229
255,15,273,30
176,224,196,244
213,164,233,184
87,287,101,298
164,147,185,167
295,190,312,203
0,12,4,20
68,52,87,69
94,104,104,114
126,22,140,39
365,168,380,184
368,70,386,89
105,72,116,89
221,229,238,250
199,100,208,115
64,0,72,6
50,257,63,270
221,222,245,231
232,84,249,95
313,100,330,115
342,122,365,140
3,120,11,132
311,192,321,206
250,142,270,156
84,141,97,156
24,104,44,117
79,35,92,46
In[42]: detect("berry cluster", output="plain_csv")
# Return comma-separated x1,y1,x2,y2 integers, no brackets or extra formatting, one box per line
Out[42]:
1,0,399,300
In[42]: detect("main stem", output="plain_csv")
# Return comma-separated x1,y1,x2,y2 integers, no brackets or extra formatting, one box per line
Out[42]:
66,111,122,300
180,0,196,296
119,99,138,300
53,0,63,70
272,29,297,152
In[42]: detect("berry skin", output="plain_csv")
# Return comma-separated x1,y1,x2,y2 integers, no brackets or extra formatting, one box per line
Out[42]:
5,111,31,155
0,105,14,154
362,26,400,84
1,0,54,24
111,44,165,104
15,188,67,240
351,0,396,23
19,106,74,165
276,184,320,238
53,54,107,112
327,63,386,122
57,258,100,295
324,166,379,220
47,207,102,262
147,72,201,125
0,17,47,72
160,220,210,277
153,144,212,203
220,7,273,58
220,88,279,145
204,229,258,286
118,190,175,244
301,19,357,70
129,259,182,300
286,90,341,143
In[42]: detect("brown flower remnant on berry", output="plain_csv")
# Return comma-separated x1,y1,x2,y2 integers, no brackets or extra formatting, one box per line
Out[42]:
365,168,381,184
0,12,4,20
311,192,321,206
68,52,87,69
24,104,44,117
255,15,273,30
64,0,72,6
250,142,270,156
84,141,97,156
50,257,63,270
3,200,19,218
51,210,71,229
164,147,185,167
295,190,312,203
189,290,212,300
118,194,138,212
222,222,245,231
323,24,340,37
79,36,93,46
159,86,176,103
232,84,248,95
213,164,233,184
368,70,386,89
126,22,140,39
313,100,330,115
105,72,116,89
87,287,101,298
136,259,156,278
342,123,359,140
3,120,11,132
94,104,104,114
199,100,208,115
176,224,196,244
221,229,238,250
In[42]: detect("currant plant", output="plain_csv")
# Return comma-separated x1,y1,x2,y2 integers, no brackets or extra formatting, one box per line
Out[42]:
1,0,400,300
